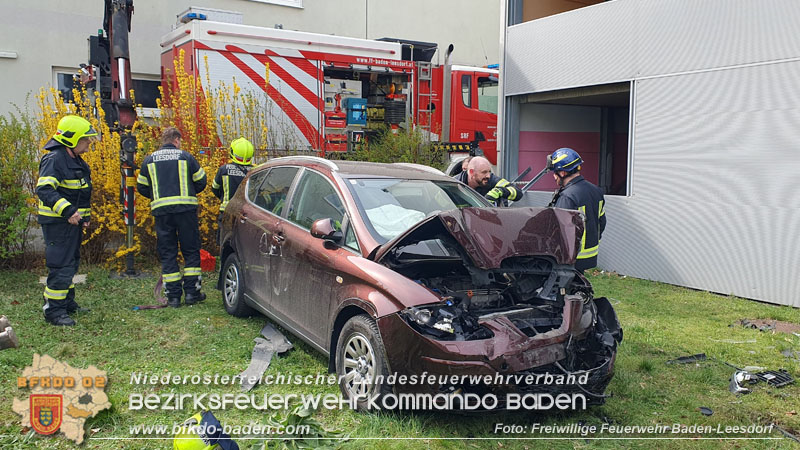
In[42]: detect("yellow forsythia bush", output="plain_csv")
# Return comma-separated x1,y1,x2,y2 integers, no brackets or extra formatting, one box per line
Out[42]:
35,50,271,267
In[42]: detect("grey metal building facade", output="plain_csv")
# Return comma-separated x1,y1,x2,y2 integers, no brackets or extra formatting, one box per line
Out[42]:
500,0,800,307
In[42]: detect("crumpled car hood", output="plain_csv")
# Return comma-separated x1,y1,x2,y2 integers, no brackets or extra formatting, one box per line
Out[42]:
373,207,584,268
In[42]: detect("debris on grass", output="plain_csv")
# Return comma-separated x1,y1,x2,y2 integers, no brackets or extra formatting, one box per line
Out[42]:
753,369,795,388
666,353,707,365
729,370,754,394
698,406,713,416
736,319,800,334
781,349,800,362
709,338,757,344
773,423,800,443
240,323,293,392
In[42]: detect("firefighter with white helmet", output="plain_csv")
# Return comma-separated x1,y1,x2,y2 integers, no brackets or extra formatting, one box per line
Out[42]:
212,138,254,242
548,147,607,273
36,115,97,326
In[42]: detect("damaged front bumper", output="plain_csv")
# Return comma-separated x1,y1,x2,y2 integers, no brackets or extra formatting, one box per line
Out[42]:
377,296,622,401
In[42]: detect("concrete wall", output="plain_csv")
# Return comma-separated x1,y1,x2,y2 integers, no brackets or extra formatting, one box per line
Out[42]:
502,0,800,307
0,0,501,115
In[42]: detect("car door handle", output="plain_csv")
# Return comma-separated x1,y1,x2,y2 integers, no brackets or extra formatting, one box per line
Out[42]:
240,214,248,223
259,233,269,254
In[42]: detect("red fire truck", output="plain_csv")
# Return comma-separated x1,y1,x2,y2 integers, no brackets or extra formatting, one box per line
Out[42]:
160,16,499,163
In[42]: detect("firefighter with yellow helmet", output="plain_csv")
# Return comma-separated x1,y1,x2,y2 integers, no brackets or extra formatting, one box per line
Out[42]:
173,411,238,450
212,138,254,242
36,115,97,326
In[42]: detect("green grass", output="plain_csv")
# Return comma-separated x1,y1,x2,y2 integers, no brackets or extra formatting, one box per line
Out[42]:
1,267,799,449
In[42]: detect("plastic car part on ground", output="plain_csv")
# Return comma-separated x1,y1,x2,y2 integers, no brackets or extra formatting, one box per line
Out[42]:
666,353,707,365
0,315,18,350
698,407,713,416
728,368,795,394
729,370,756,394
240,323,293,392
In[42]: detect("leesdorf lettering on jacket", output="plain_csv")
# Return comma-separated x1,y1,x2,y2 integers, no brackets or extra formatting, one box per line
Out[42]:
152,150,183,162
228,167,246,177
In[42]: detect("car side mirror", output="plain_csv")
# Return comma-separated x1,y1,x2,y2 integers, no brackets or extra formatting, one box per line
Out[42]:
311,218,343,243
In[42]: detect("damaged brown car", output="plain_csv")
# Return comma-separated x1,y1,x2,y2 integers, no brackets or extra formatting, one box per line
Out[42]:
218,157,622,409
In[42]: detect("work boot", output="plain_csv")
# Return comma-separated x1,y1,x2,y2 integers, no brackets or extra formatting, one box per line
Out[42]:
46,315,76,327
167,297,182,308
184,292,206,306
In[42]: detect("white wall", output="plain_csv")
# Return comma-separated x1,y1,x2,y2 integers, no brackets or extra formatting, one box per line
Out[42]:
503,0,800,307
0,0,500,115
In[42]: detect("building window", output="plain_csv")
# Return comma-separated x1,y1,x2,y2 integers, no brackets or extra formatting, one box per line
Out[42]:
56,72,77,104
54,69,161,109
131,79,161,108
245,0,303,8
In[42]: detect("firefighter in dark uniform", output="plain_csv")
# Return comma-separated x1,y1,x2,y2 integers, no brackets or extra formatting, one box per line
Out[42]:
547,148,606,273
455,156,523,203
211,138,254,242
137,127,207,308
36,115,97,326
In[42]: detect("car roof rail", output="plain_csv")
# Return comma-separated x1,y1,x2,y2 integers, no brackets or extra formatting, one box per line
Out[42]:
393,162,445,176
269,155,339,171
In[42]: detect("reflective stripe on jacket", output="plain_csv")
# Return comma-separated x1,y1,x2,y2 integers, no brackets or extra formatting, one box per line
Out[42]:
36,140,92,224
136,144,206,216
211,163,250,212
551,175,606,271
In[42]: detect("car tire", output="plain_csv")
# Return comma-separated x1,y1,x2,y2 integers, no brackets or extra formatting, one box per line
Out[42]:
335,315,392,411
221,253,254,317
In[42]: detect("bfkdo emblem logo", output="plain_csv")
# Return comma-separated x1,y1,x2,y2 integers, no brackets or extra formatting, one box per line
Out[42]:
30,394,62,435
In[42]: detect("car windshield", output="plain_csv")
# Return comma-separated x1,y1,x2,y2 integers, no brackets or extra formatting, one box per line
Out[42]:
346,178,488,243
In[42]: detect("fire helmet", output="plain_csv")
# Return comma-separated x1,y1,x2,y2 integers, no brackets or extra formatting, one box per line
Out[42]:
52,115,98,148
229,138,254,165
549,147,583,174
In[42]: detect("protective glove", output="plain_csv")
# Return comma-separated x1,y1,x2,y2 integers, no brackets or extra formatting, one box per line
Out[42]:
485,186,509,201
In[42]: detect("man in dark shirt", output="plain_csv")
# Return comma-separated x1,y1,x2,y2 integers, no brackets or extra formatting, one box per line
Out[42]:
454,156,522,203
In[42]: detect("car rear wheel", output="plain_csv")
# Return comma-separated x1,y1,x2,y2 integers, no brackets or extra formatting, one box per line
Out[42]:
221,254,254,317
336,315,392,410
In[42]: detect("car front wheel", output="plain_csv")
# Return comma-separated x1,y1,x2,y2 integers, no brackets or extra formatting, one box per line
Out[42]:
221,253,254,317
335,315,392,410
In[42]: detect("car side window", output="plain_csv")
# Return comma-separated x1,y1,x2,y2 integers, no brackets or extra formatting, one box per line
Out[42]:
288,170,345,230
344,224,359,252
253,167,299,215
247,170,268,204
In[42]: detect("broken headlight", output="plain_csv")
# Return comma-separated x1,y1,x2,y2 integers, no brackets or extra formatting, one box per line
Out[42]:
401,305,491,341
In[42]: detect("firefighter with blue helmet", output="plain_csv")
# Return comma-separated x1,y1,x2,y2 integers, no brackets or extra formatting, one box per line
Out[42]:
137,127,207,308
548,147,606,273
36,115,97,326
212,138,254,242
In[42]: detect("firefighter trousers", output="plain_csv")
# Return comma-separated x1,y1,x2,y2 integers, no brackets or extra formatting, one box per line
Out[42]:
155,211,202,299
42,222,82,320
